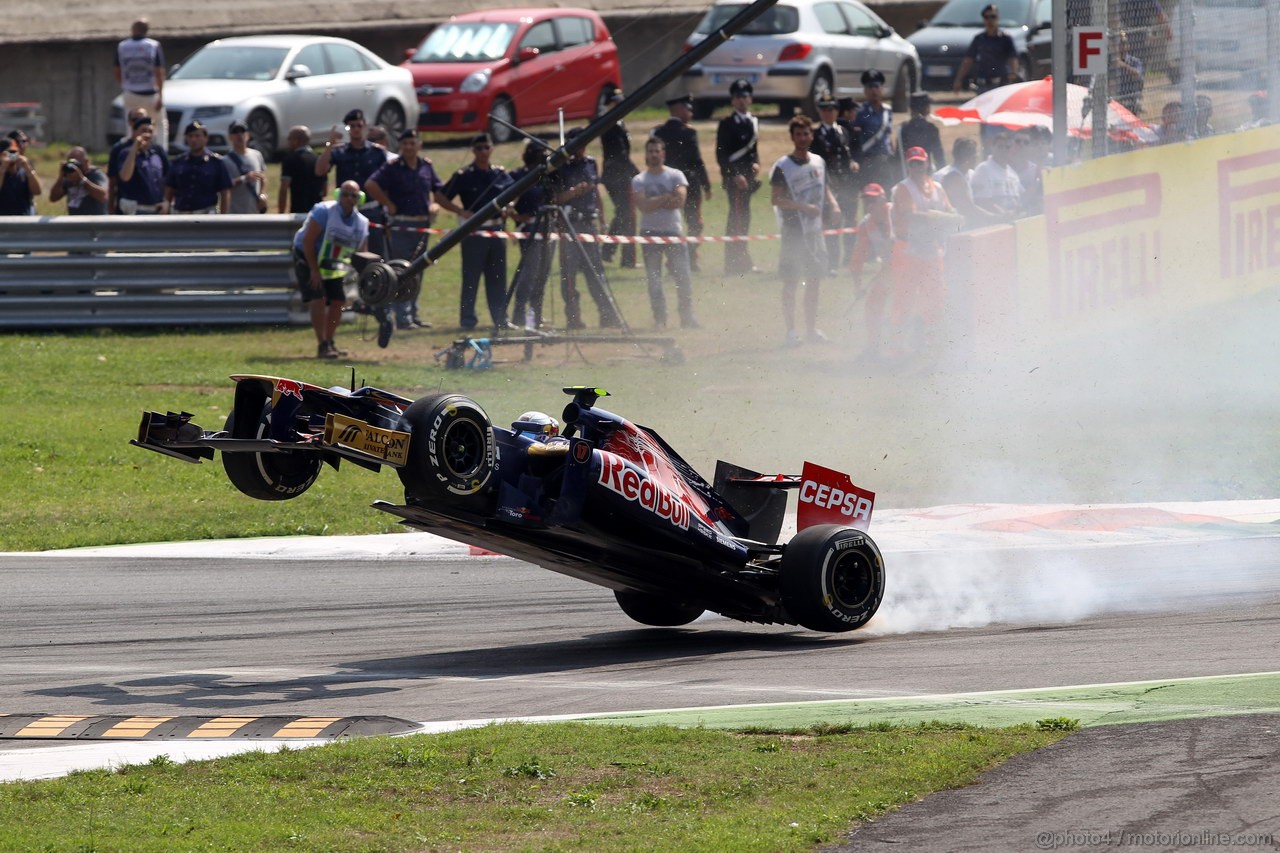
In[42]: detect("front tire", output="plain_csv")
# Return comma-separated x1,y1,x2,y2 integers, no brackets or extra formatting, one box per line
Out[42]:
489,96,515,144
780,524,884,632
397,393,498,512
220,408,322,501
246,109,279,159
614,590,704,627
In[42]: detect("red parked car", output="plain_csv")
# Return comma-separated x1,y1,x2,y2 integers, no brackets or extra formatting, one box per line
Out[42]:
404,8,621,143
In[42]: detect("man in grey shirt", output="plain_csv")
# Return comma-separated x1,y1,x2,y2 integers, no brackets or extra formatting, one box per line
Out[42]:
224,119,268,214
631,137,698,329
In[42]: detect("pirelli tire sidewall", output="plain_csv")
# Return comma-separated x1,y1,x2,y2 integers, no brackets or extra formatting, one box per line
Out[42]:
780,524,885,633
220,406,323,501
398,393,498,510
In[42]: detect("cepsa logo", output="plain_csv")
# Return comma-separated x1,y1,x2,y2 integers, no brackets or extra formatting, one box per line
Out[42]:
597,451,690,531
798,461,874,531
1218,148,1280,279
1044,174,1163,319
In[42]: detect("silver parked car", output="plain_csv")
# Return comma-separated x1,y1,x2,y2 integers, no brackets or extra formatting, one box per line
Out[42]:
683,0,920,117
107,35,420,157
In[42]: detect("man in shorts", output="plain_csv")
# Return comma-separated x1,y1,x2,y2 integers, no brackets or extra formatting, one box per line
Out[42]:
292,180,369,358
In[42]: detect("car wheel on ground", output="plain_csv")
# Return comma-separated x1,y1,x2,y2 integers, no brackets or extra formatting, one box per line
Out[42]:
247,109,278,159
488,96,516,144
398,393,498,512
614,590,705,626
804,70,833,117
780,523,884,632
891,61,914,112
375,101,407,139
220,407,322,501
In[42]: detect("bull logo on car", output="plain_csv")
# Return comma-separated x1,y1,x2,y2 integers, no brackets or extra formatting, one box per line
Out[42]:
598,451,690,531
275,379,305,401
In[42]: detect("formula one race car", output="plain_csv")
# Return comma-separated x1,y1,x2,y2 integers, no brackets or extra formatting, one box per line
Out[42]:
133,379,884,632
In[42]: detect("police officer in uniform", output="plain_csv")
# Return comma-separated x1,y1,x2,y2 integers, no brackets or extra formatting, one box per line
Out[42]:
716,78,761,275
551,128,622,330
853,71,899,204
435,133,515,331
316,109,390,256
652,93,712,272
365,129,443,345
599,91,639,269
900,92,946,171
810,97,857,271
952,4,1018,94
164,122,231,214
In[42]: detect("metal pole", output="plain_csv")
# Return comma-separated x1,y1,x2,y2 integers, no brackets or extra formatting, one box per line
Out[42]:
1052,0,1068,165
1179,0,1197,134
397,0,781,278
1090,0,1108,157
1269,2,1280,124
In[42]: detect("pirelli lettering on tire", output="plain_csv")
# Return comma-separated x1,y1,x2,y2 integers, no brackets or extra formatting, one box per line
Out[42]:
597,450,690,531
323,413,410,466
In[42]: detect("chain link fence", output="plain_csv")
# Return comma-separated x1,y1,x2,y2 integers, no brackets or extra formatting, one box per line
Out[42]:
1075,0,1279,156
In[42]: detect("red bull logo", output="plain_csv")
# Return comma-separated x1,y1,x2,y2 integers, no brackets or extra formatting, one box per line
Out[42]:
275,379,305,401
598,451,690,531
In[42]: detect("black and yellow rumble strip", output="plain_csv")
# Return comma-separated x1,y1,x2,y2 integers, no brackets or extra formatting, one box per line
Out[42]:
0,714,418,740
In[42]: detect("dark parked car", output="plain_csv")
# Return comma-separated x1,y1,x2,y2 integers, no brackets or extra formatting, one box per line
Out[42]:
908,0,1053,91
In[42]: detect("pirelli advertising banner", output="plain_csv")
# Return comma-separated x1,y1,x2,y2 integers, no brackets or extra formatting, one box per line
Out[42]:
1013,124,1280,330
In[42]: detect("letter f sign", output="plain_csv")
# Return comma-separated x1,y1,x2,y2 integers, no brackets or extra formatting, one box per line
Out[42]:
1073,28,1107,75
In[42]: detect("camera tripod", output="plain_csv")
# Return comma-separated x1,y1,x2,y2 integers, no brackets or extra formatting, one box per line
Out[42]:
504,204,629,334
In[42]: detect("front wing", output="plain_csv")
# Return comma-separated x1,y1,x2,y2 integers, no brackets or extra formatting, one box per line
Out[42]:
130,409,411,471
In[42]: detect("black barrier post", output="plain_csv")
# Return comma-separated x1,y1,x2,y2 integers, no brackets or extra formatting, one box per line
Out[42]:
366,0,779,287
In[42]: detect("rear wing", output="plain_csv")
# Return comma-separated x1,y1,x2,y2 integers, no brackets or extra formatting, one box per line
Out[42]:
714,460,875,543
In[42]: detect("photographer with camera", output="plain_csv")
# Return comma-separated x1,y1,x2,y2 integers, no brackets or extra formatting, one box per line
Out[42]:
0,133,42,217
49,146,108,215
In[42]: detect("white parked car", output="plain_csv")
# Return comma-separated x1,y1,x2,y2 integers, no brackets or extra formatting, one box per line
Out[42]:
107,35,420,157
683,0,920,117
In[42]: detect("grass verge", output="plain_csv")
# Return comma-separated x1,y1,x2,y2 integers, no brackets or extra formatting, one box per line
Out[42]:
0,721,1069,851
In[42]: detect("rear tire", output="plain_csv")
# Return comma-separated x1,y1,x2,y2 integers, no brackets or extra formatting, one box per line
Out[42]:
375,101,407,140
891,62,913,113
614,590,704,627
397,393,498,512
804,70,833,117
220,408,322,501
780,524,884,632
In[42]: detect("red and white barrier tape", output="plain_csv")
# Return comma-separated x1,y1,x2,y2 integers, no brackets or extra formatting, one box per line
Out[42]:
370,222,859,243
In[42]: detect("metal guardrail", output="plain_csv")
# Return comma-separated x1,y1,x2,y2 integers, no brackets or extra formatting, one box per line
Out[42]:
0,215,304,330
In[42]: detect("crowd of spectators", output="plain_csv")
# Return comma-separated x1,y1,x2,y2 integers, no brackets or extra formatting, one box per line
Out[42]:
3,14,1274,358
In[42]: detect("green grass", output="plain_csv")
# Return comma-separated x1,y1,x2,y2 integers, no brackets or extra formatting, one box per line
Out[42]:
0,721,1068,851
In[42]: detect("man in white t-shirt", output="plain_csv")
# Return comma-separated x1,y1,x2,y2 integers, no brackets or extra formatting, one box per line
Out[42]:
770,114,839,345
115,19,168,152
631,137,698,329
969,131,1024,220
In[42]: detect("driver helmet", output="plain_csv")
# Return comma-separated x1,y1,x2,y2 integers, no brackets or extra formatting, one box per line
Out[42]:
513,411,560,441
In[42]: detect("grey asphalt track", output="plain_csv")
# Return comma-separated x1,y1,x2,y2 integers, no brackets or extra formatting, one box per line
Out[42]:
828,714,1280,852
3,535,1279,849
